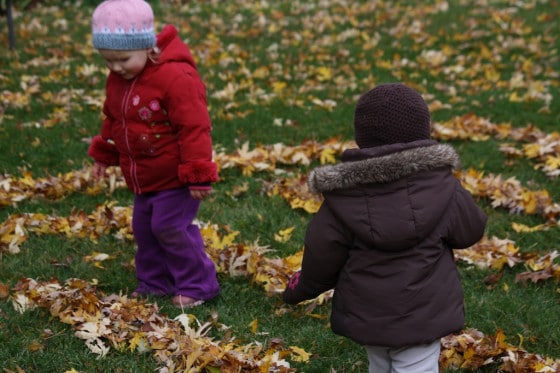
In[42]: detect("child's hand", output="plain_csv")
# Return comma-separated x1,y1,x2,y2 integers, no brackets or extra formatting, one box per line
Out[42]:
92,162,107,181
190,188,212,200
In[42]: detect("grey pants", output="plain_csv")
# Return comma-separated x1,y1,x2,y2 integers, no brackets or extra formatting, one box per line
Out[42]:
364,339,441,373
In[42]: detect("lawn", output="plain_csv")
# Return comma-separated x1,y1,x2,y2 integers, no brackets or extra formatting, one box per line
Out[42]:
0,0,559,372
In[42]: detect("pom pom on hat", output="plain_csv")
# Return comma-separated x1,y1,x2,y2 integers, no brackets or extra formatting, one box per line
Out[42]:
353,83,431,148
92,0,156,50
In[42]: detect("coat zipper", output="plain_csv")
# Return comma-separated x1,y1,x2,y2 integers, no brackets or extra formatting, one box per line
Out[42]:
121,78,142,194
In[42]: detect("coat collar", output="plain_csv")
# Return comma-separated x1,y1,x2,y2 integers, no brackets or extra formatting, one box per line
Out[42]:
308,140,460,193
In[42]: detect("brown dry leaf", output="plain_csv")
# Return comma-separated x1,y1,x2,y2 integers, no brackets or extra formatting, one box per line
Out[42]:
483,271,503,290
2,367,27,373
0,282,9,298
27,340,45,352
515,270,554,284
227,181,250,198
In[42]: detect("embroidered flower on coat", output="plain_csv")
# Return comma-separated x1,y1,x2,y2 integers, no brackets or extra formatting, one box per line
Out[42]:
149,100,161,111
132,95,140,106
138,107,152,121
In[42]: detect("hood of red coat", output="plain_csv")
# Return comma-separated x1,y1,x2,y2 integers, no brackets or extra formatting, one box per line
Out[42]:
155,24,197,69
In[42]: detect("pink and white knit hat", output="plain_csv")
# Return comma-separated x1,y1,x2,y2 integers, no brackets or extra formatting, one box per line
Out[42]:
92,0,156,50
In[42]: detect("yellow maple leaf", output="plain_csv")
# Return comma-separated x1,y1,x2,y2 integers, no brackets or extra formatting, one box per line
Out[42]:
84,252,114,262
319,148,337,164
521,191,538,214
254,272,274,291
249,318,259,333
315,66,332,81
242,163,256,176
274,226,295,243
128,332,150,352
545,155,560,170
484,66,500,82
509,91,522,102
462,346,475,363
201,225,239,250
283,251,303,271
522,143,542,159
289,197,321,214
272,81,287,93
511,222,547,233
490,256,510,271
252,66,269,79
289,345,311,362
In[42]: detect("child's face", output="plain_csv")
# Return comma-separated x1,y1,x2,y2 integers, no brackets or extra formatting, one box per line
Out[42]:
98,49,150,80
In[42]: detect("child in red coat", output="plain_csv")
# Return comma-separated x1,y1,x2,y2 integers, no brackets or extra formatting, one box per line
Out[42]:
88,0,219,308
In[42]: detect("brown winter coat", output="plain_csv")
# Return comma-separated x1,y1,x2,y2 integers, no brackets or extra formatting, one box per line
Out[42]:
283,139,487,348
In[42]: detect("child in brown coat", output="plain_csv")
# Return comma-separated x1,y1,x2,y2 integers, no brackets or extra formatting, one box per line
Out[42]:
283,83,487,372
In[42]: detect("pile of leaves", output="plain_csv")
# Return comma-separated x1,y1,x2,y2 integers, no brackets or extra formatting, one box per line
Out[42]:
11,277,298,373
8,275,560,373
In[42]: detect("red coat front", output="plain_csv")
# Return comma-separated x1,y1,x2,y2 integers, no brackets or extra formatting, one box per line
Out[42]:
88,25,217,194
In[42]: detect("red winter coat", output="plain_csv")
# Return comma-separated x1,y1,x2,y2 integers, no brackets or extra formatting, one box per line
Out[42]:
88,25,217,194
283,140,487,348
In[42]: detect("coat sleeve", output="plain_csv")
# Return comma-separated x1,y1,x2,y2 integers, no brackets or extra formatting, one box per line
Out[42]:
166,66,218,185
87,110,119,166
283,201,350,304
446,182,488,249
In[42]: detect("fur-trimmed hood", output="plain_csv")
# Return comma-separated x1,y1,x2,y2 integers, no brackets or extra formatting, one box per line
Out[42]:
308,140,460,194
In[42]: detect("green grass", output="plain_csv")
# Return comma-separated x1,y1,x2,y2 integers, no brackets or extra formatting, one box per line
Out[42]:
1,0,559,372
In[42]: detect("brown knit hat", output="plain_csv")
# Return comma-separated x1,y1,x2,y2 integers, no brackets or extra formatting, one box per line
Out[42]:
353,83,431,148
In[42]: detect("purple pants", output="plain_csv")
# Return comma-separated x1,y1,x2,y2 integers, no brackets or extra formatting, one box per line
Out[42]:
132,188,220,300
